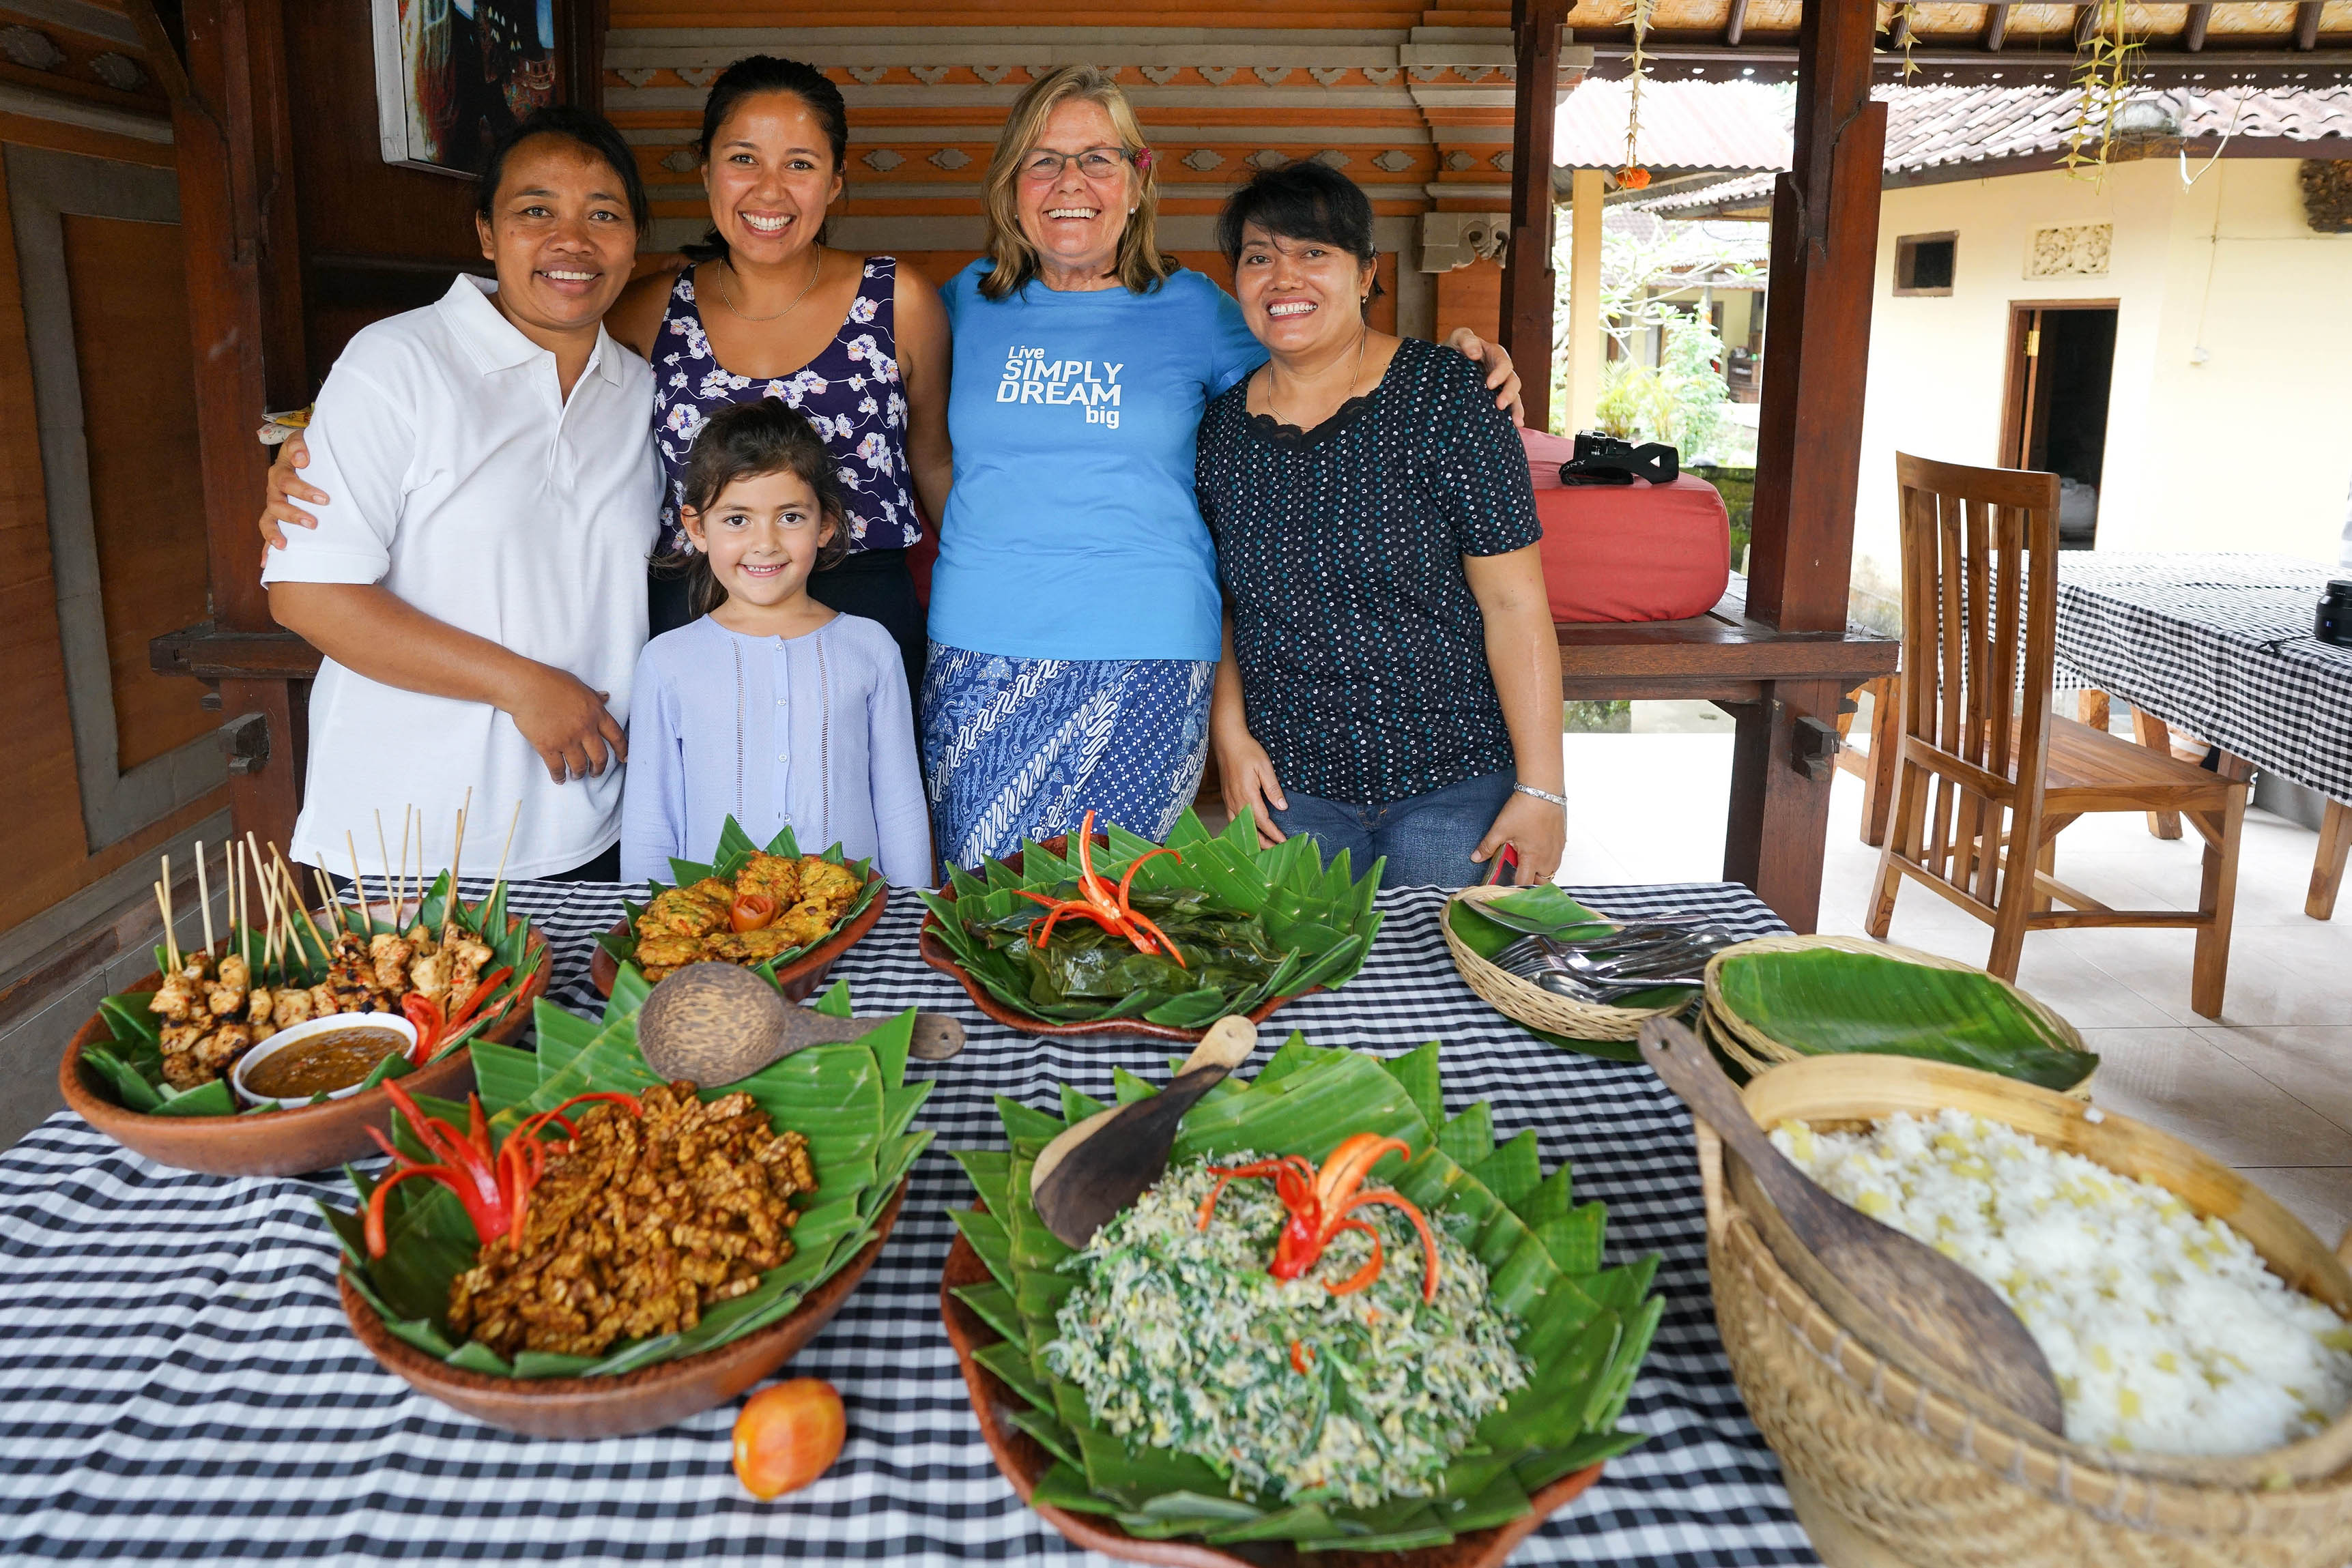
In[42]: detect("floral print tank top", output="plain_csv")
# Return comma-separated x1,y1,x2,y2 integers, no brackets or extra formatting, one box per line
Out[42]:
650,256,918,556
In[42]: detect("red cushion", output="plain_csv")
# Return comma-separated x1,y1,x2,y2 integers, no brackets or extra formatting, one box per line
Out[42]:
1519,428,1730,623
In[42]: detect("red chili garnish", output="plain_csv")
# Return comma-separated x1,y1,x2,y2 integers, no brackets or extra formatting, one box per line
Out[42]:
1196,1133,1441,1304
362,1081,642,1258
401,965,515,1065
1289,1339,1313,1375
732,892,777,933
1012,811,1187,968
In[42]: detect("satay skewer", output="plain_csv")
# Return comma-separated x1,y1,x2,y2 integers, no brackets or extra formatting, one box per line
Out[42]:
394,806,414,930
195,841,215,963
485,798,521,933
347,831,372,937
443,787,472,948
244,833,277,974
232,841,248,967
375,810,399,935
274,849,330,962
154,876,180,974
315,867,348,939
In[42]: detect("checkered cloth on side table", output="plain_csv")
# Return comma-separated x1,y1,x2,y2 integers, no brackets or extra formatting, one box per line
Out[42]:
2054,551,2352,804
0,879,1817,1567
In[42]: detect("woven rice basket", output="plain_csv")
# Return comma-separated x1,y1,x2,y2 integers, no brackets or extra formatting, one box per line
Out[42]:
1442,884,1688,1042
1702,933,2095,1097
1702,1054,2352,1567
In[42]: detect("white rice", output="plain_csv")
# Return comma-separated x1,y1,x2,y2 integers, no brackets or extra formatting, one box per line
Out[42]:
1771,1108,2352,1457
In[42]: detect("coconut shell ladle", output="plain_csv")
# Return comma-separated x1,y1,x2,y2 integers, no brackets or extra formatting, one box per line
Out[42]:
636,962,965,1086
1029,1015,1259,1249
1638,1017,2067,1435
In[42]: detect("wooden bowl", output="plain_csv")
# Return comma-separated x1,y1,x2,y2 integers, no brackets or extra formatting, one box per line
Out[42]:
58,903,547,1179
918,836,1317,1043
342,1178,906,1438
1730,1052,2352,1490
941,1220,1605,1567
589,880,888,1000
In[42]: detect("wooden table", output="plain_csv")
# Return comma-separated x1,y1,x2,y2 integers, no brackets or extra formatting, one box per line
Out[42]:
1556,577,1897,933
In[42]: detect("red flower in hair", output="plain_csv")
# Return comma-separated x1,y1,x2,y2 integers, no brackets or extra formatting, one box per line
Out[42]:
1133,147,1153,169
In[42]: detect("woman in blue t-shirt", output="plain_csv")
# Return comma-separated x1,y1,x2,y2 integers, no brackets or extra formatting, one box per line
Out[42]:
927,66,1522,868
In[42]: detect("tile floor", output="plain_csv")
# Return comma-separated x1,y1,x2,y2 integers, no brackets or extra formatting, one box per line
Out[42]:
1563,720,2352,1246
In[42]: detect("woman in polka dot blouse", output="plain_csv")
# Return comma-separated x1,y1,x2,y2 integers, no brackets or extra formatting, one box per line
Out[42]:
1196,163,1568,888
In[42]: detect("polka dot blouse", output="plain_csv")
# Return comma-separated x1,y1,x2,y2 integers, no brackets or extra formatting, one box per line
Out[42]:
1196,334,1543,807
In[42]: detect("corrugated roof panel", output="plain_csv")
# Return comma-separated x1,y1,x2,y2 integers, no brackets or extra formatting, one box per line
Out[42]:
1555,78,1797,170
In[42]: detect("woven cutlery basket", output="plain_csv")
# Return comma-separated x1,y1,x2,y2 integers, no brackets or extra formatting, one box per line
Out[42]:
1442,884,1689,1042
1704,1053,2352,1567
1701,933,2095,1097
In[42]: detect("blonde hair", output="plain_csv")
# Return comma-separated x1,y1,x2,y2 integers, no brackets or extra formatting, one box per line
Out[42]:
979,66,1175,300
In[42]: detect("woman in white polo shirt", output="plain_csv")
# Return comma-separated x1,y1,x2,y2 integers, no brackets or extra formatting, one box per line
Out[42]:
263,107,659,880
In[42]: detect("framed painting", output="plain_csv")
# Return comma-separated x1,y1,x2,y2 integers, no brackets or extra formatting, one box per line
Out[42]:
370,0,561,177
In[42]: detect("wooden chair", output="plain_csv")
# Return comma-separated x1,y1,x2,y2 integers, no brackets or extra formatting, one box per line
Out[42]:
1835,673,1899,845
1867,454,2249,1018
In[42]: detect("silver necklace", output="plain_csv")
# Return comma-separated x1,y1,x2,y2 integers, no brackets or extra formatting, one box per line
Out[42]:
715,250,822,324
1262,325,1368,430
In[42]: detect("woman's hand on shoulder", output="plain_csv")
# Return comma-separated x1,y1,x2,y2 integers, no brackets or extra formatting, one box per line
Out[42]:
1212,727,1289,849
605,259,686,360
257,433,328,554
1472,789,1564,886
1442,327,1526,426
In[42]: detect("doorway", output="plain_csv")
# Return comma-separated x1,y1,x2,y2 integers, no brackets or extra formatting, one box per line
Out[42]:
2000,302,2118,548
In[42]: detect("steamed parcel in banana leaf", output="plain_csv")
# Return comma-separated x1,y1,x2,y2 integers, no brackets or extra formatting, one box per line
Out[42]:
918,809,1384,1030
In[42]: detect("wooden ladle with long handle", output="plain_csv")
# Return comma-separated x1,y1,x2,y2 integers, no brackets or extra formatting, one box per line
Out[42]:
1029,1015,1259,1250
1639,1017,2067,1435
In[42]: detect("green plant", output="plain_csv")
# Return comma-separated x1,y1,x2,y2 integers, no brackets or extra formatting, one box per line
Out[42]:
1657,312,1732,460
950,1036,1661,1552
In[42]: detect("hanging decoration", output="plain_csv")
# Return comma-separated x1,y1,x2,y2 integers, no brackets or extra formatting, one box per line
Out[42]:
2064,0,2143,175
1620,0,1654,188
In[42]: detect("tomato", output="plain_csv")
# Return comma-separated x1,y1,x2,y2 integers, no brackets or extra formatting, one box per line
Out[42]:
732,1378,846,1499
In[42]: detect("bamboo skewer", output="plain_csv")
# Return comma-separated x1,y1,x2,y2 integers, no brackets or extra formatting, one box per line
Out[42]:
233,842,248,968
395,806,414,931
444,788,472,947
276,850,330,961
375,810,397,936
195,841,215,963
244,833,276,974
315,867,347,939
154,876,179,974
347,831,371,939
485,798,521,933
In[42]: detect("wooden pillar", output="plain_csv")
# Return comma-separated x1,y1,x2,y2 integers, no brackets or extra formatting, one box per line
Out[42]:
1719,0,1886,930
1501,0,1568,431
1564,167,1605,434
141,0,310,849
1744,0,1887,635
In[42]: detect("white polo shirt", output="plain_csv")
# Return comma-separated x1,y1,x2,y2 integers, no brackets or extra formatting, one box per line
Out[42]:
263,275,659,879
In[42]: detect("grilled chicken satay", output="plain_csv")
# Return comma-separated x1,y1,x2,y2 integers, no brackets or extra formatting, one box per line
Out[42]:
272,988,316,1030
192,1022,253,1074
149,969,203,1022
444,936,493,998
246,985,274,1027
368,933,414,991
408,948,448,1003
205,954,251,1017
160,1049,212,1091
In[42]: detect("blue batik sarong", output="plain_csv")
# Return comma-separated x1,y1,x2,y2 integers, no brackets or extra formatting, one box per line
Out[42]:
921,643,1214,871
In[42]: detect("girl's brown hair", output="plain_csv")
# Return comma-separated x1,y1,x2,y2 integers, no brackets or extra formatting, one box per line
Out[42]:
655,399,850,617
977,66,1175,301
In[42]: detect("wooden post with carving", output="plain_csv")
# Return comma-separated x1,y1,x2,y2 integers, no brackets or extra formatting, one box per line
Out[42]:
1722,0,1888,929
1501,0,1568,432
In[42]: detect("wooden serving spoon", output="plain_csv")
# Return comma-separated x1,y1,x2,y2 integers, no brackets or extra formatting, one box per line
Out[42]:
1638,1017,2067,1435
637,962,966,1085
1030,1015,1259,1249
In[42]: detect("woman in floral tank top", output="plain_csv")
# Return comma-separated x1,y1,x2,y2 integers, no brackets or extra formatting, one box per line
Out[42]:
255,56,951,698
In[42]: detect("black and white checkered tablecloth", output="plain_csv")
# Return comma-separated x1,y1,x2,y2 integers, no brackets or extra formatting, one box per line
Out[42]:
2054,551,2352,804
0,880,1816,1566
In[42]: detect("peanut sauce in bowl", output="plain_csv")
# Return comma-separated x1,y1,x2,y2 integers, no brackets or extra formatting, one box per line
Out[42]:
233,1013,418,1108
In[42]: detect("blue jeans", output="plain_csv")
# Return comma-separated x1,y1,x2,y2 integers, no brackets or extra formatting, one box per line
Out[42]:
1270,769,1516,889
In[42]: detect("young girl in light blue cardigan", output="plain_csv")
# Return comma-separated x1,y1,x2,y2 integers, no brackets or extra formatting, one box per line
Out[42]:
621,401,930,886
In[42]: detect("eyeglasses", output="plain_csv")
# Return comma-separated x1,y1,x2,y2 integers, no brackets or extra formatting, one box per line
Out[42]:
1018,145,1134,183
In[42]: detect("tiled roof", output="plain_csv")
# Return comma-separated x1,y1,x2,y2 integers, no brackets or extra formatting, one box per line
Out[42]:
1554,79,1796,171
1581,82,2352,192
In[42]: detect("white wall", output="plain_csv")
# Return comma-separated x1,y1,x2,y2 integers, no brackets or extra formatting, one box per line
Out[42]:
1849,157,2352,628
